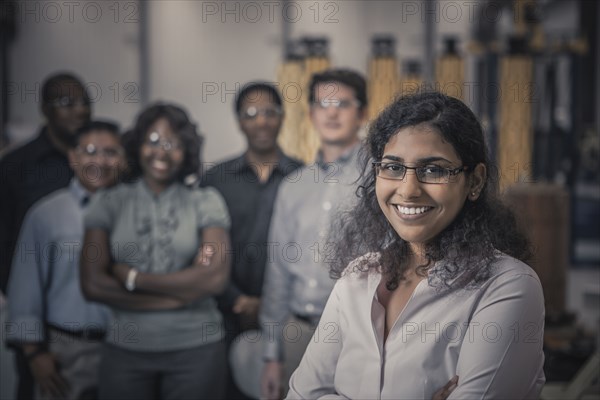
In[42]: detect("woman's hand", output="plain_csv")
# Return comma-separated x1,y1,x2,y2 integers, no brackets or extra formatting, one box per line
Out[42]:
28,351,70,398
193,243,216,266
432,376,458,400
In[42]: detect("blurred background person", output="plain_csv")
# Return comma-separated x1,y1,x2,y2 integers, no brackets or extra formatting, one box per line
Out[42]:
5,120,127,400
260,69,368,400
1,72,92,292
0,72,92,400
201,82,302,399
80,103,231,399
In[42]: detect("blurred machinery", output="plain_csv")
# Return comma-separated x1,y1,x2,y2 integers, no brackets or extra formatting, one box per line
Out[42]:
435,37,465,101
367,36,401,120
399,60,423,96
277,37,330,163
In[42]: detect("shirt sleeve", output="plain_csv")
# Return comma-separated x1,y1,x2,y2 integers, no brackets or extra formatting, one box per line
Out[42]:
194,187,230,230
286,282,343,400
83,188,117,231
5,207,47,343
259,184,294,361
448,270,546,399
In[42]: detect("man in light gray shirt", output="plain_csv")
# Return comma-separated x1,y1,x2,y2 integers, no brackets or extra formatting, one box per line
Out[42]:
259,69,368,399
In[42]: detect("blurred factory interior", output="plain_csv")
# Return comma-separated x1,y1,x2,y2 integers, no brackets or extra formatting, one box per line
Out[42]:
1,0,599,398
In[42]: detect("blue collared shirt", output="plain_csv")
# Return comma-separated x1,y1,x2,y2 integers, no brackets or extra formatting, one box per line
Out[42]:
6,179,111,343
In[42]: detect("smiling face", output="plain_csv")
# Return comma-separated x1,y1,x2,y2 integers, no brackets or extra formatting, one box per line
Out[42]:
375,123,485,256
139,117,185,193
68,130,125,193
238,89,283,155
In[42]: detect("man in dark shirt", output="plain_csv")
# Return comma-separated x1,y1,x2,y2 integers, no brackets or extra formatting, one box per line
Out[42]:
0,72,91,400
0,72,91,293
201,82,302,399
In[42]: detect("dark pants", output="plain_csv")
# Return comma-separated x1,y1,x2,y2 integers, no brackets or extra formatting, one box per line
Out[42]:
98,341,226,400
16,350,34,400
221,314,255,400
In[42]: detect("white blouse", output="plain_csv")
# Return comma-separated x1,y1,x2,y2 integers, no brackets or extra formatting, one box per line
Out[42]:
287,253,545,400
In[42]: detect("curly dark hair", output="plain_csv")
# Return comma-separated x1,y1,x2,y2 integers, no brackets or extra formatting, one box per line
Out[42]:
125,103,203,183
329,92,532,291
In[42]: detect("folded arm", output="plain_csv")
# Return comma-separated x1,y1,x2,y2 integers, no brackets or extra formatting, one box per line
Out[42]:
448,272,545,399
113,226,231,304
80,229,184,310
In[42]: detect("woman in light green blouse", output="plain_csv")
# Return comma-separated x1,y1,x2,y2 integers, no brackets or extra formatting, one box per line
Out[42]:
81,103,231,399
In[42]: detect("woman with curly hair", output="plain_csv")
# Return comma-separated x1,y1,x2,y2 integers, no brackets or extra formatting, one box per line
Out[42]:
287,92,545,399
81,103,231,399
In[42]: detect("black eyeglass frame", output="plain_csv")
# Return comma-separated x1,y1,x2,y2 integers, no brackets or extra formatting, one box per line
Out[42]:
372,161,469,184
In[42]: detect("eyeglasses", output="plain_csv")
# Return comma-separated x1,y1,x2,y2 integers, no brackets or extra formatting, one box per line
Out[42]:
240,106,283,121
144,132,183,152
49,96,91,108
372,161,468,184
76,144,123,160
313,98,361,110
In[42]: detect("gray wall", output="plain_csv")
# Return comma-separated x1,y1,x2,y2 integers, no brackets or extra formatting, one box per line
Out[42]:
7,0,141,144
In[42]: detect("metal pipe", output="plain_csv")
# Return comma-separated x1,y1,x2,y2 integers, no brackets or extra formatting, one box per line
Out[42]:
423,0,436,85
138,0,149,106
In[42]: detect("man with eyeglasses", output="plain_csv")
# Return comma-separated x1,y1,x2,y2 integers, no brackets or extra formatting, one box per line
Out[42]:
0,72,92,293
259,69,368,400
5,121,126,400
0,72,92,400
201,82,302,399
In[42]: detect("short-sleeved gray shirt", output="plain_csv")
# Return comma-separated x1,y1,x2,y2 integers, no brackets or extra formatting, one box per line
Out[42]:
84,179,230,351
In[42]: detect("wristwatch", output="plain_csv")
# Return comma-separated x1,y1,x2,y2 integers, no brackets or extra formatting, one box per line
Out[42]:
125,268,139,292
